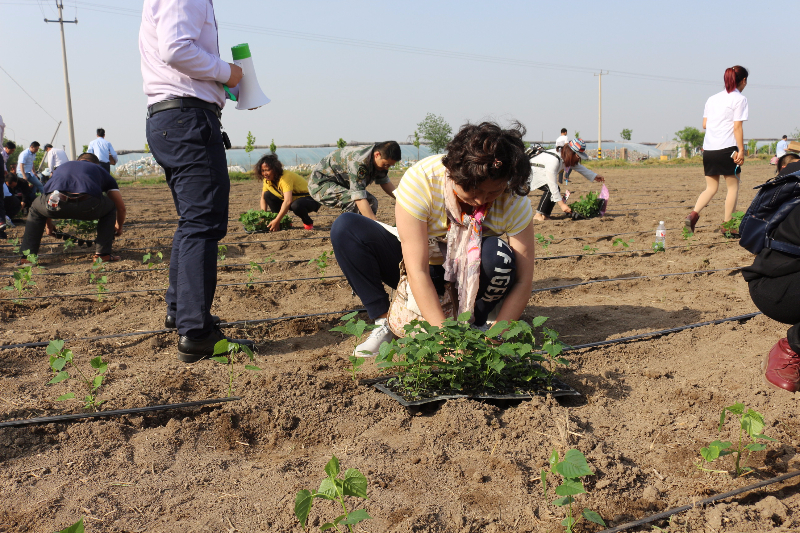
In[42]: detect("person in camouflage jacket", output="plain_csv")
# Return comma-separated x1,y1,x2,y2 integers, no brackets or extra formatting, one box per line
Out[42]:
308,141,401,220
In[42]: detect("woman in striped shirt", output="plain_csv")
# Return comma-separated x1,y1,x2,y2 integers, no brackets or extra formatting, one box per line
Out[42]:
331,121,536,356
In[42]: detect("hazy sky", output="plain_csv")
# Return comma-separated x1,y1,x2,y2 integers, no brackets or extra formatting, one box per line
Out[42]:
1,0,798,151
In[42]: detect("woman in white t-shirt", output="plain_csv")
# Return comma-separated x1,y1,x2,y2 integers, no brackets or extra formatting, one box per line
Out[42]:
685,65,749,235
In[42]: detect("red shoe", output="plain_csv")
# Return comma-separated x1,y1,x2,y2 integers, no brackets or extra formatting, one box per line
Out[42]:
762,338,800,392
685,211,699,233
303,224,314,231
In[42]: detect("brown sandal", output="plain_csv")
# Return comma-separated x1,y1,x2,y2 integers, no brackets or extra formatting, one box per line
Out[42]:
93,253,121,263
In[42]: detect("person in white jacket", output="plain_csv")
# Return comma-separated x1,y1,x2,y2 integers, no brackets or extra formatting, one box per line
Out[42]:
529,138,605,221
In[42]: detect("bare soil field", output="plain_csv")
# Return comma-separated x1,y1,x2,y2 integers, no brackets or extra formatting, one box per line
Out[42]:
3,163,800,533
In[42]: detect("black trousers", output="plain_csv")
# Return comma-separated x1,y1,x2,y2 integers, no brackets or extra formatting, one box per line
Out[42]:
263,190,320,226
100,161,112,174
331,212,517,325
20,194,117,256
4,195,21,220
147,106,229,339
536,185,558,216
748,273,800,353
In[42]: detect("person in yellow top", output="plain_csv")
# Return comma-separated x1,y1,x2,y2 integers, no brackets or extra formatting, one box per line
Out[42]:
255,154,321,231
331,121,536,356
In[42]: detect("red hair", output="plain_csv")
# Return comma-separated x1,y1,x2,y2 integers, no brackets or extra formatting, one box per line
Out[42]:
724,65,749,93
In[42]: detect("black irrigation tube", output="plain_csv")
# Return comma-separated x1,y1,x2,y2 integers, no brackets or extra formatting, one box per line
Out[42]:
597,469,800,533
0,309,366,350
0,274,346,301
531,267,741,293
0,396,240,429
536,239,735,261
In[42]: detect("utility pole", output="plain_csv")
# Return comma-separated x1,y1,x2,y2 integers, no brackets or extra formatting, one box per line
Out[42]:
593,71,609,159
45,2,78,160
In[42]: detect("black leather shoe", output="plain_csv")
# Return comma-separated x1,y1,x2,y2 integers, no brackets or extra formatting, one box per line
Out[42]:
165,314,221,329
177,327,255,363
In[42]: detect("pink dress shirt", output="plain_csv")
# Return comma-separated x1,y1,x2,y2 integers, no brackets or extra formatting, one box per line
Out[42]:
139,0,231,108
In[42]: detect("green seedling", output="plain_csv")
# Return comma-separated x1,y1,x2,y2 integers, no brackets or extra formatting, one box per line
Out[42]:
47,339,107,411
239,209,292,232
582,244,598,255
247,261,263,288
375,314,569,399
721,211,745,238
535,233,554,255
541,449,606,533
569,191,603,218
55,517,85,533
308,250,334,279
294,455,372,532
63,238,76,253
699,402,776,477
217,244,228,262
5,250,40,301
142,251,163,268
264,254,276,264
90,257,108,301
651,241,666,253
612,237,634,249
210,339,261,397
681,227,695,250
332,312,378,381
9,238,20,255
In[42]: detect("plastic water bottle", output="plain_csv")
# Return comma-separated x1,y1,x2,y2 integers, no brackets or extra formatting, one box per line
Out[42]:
655,221,666,248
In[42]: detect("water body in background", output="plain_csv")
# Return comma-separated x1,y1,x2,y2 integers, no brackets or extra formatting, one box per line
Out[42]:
114,145,435,170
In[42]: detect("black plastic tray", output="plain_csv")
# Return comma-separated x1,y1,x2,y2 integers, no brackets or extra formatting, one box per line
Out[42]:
372,376,580,407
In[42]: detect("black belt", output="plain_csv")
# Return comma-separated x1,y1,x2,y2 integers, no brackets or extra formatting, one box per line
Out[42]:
147,97,221,119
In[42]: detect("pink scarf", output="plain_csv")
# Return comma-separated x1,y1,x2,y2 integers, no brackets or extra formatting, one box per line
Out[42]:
443,179,489,319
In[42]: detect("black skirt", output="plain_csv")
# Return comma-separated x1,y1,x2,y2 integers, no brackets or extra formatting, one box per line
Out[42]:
703,146,739,176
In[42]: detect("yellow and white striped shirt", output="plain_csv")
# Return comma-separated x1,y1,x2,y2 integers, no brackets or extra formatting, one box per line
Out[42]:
396,154,532,241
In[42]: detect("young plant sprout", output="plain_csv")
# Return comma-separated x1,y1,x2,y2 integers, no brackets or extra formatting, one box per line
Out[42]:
5,250,40,301
63,238,76,253
47,339,108,411
699,402,776,477
217,244,228,262
569,191,603,219
612,237,634,249
210,339,261,397
55,517,85,533
90,257,108,301
721,211,745,238
582,244,598,255
535,233,554,255
308,250,334,279
651,241,666,253
332,312,378,381
247,261,263,288
239,209,292,232
681,227,695,250
294,456,372,532
8,238,21,255
541,449,606,533
142,251,163,268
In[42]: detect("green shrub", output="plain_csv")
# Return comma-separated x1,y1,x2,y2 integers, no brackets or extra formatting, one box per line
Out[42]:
239,209,292,231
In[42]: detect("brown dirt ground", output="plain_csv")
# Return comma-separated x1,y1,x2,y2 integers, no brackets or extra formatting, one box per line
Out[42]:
3,163,800,533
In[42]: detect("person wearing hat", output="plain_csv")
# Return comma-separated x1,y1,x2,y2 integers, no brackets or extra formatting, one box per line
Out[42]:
528,138,605,222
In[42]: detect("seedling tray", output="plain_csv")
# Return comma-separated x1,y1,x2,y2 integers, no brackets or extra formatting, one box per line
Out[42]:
372,375,580,407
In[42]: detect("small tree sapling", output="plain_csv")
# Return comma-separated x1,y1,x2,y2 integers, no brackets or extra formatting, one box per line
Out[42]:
294,455,372,532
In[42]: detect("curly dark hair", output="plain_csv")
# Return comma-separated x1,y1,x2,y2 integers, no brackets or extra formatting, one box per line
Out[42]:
442,121,531,196
254,153,283,181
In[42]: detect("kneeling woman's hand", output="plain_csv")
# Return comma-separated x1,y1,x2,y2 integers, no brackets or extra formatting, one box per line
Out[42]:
267,218,281,232
557,200,572,214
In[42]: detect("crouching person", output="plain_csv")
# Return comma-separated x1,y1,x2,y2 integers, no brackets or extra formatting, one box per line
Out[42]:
331,121,535,356
19,153,126,263
742,153,800,392
256,153,321,231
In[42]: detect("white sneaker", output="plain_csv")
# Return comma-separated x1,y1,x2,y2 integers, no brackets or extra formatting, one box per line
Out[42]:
353,318,395,357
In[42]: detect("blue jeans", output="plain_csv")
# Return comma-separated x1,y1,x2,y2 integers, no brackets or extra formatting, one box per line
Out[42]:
18,171,44,195
146,106,229,339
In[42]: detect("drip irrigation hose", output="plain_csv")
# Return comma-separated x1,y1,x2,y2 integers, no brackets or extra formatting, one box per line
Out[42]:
531,267,741,293
0,274,346,301
596,469,800,533
0,309,367,350
536,239,735,261
0,396,240,429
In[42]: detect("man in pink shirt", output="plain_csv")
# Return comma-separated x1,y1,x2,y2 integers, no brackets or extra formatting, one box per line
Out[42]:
139,0,253,361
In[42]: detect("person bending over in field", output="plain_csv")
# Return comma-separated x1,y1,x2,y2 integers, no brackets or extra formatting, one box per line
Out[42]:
331,121,535,356
255,154,321,231
308,141,399,220
742,153,800,392
18,153,126,263
529,138,605,222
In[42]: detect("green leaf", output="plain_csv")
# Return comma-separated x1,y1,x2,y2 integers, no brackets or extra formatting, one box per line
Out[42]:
244,365,261,371
742,410,765,439
320,523,335,531
549,448,559,467
711,440,733,451
46,339,65,356
725,402,745,415
341,509,372,525
210,356,229,364
56,393,75,401
56,517,85,533
754,434,777,442
340,311,359,322
212,339,230,355
555,449,594,478
582,509,606,526
555,478,586,497
342,468,368,499
486,321,508,338
294,489,313,528
318,478,338,498
745,443,766,452
700,446,720,462
51,358,67,371
90,356,106,372
91,375,103,391
325,455,341,478
49,371,70,384
552,496,574,507
561,515,576,530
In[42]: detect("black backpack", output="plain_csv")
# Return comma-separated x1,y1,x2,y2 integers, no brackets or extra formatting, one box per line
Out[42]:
739,167,800,256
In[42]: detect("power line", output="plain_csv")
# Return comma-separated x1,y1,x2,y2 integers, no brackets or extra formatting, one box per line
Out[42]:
0,63,60,123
